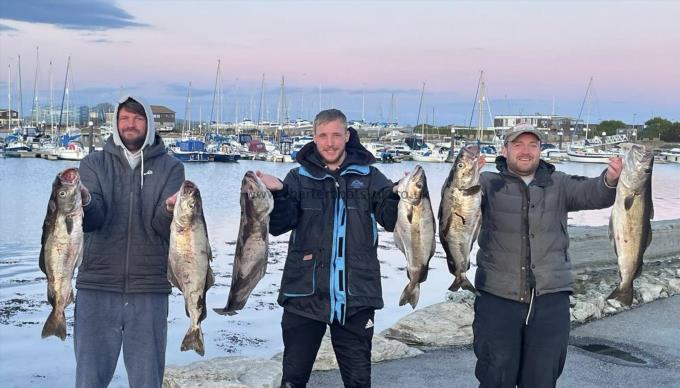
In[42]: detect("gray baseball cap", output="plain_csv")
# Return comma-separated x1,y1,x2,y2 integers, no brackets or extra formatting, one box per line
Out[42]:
504,124,545,143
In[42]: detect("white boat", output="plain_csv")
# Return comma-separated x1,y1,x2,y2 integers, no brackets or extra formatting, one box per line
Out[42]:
566,147,619,163
411,147,447,162
57,142,86,161
658,148,680,164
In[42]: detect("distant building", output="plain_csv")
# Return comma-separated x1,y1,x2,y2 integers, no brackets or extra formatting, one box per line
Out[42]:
79,105,90,126
493,114,589,139
0,109,20,129
150,105,175,132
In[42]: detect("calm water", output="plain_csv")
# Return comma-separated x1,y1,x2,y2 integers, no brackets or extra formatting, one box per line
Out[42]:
0,156,678,386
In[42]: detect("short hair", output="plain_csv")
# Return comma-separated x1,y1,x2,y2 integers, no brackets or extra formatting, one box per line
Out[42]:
118,98,146,119
313,109,347,133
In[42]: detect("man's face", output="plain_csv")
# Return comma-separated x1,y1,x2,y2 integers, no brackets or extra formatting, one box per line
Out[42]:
502,132,541,176
314,119,349,165
117,107,147,151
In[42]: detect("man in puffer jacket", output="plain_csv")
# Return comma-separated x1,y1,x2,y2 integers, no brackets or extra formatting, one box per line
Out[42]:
75,96,185,388
257,109,400,388
473,124,622,388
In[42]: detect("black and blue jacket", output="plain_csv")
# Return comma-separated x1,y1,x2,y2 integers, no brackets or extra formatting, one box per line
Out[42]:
270,128,399,324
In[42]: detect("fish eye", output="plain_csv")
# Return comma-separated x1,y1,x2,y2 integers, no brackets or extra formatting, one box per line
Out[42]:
457,163,464,168
59,191,66,197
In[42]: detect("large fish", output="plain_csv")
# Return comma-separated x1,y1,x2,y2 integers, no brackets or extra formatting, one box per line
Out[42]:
39,167,84,340
394,165,436,308
608,143,654,306
214,171,273,315
438,145,482,293
168,180,214,356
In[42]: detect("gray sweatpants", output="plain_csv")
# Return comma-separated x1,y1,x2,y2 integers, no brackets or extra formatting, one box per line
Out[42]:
74,289,168,388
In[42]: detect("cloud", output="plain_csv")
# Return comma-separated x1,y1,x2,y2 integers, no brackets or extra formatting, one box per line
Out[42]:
0,0,148,30
0,23,17,31
164,83,214,98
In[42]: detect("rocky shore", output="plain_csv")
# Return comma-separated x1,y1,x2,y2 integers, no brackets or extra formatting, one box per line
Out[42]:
163,220,680,387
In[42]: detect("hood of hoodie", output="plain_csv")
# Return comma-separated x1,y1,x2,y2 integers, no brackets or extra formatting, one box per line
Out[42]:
112,95,156,152
296,127,375,176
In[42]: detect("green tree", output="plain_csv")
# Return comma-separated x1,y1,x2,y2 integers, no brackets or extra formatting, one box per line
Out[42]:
660,122,680,142
643,117,672,139
598,120,626,136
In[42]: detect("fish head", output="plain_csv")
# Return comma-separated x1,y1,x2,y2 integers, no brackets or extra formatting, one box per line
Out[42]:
453,145,481,189
53,168,82,213
397,165,428,205
241,171,274,217
175,180,202,223
620,143,653,188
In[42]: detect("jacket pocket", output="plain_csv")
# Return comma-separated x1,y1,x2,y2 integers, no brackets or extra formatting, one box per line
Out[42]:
347,249,382,298
281,250,317,297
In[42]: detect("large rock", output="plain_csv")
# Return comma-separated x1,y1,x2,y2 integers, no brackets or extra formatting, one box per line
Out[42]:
163,356,281,388
381,299,474,346
637,280,664,303
272,332,422,371
571,299,603,322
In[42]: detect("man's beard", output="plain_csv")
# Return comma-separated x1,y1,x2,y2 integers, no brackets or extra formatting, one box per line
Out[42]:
122,133,146,151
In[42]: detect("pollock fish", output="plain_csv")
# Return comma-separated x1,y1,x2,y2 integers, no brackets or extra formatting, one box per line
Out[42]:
394,165,436,308
608,143,654,306
168,180,214,356
39,168,84,340
438,145,482,293
214,171,273,315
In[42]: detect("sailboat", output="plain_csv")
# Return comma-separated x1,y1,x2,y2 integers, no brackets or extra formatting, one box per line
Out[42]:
411,82,446,162
566,77,620,163
4,56,34,156
209,60,239,163
169,82,212,162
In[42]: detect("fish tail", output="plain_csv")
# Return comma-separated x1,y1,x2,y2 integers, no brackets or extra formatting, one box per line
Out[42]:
181,326,205,356
399,281,420,309
212,306,238,316
41,309,67,340
449,274,477,294
607,284,634,306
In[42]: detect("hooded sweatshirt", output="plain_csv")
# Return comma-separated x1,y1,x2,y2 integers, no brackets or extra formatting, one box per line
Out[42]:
77,95,185,293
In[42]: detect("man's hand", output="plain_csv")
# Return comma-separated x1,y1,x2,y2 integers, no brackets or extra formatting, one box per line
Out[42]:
256,171,283,191
479,156,486,168
80,184,91,206
605,156,623,187
165,192,178,213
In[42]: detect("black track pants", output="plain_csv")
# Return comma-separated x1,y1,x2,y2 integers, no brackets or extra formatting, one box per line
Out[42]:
280,308,375,388
473,290,570,388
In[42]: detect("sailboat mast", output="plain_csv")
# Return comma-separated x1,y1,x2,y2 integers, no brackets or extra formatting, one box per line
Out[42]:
18,55,23,132
49,61,54,135
362,87,365,123
7,64,11,131
58,56,71,139
478,71,485,140
257,73,265,128
585,77,592,140
415,82,425,132
32,47,40,129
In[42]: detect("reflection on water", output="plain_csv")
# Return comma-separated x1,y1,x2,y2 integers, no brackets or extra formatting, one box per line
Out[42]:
0,157,678,386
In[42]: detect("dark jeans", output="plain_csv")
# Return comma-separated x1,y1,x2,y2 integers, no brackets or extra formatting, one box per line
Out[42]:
280,308,375,388
74,289,168,388
473,290,570,388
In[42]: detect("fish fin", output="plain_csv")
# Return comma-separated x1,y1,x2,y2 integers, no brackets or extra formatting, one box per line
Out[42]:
65,216,74,235
39,246,47,274
206,266,215,289
41,309,67,340
645,229,652,248
449,274,476,294
608,218,618,256
464,185,481,196
181,326,205,356
624,194,636,211
607,284,634,306
650,203,654,220
399,281,420,309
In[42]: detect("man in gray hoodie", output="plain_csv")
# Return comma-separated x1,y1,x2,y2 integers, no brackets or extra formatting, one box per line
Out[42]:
75,96,185,388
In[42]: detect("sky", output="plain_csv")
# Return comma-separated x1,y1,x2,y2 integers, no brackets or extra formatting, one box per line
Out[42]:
1,0,679,126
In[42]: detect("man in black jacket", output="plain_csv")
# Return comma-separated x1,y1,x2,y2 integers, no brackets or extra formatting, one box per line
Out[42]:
75,96,185,388
257,109,400,388
473,124,622,388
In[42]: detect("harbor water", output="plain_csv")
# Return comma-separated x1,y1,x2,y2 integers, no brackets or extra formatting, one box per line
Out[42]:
1,157,679,387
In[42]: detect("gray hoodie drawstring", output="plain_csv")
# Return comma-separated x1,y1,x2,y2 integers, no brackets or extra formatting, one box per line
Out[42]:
525,288,535,325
